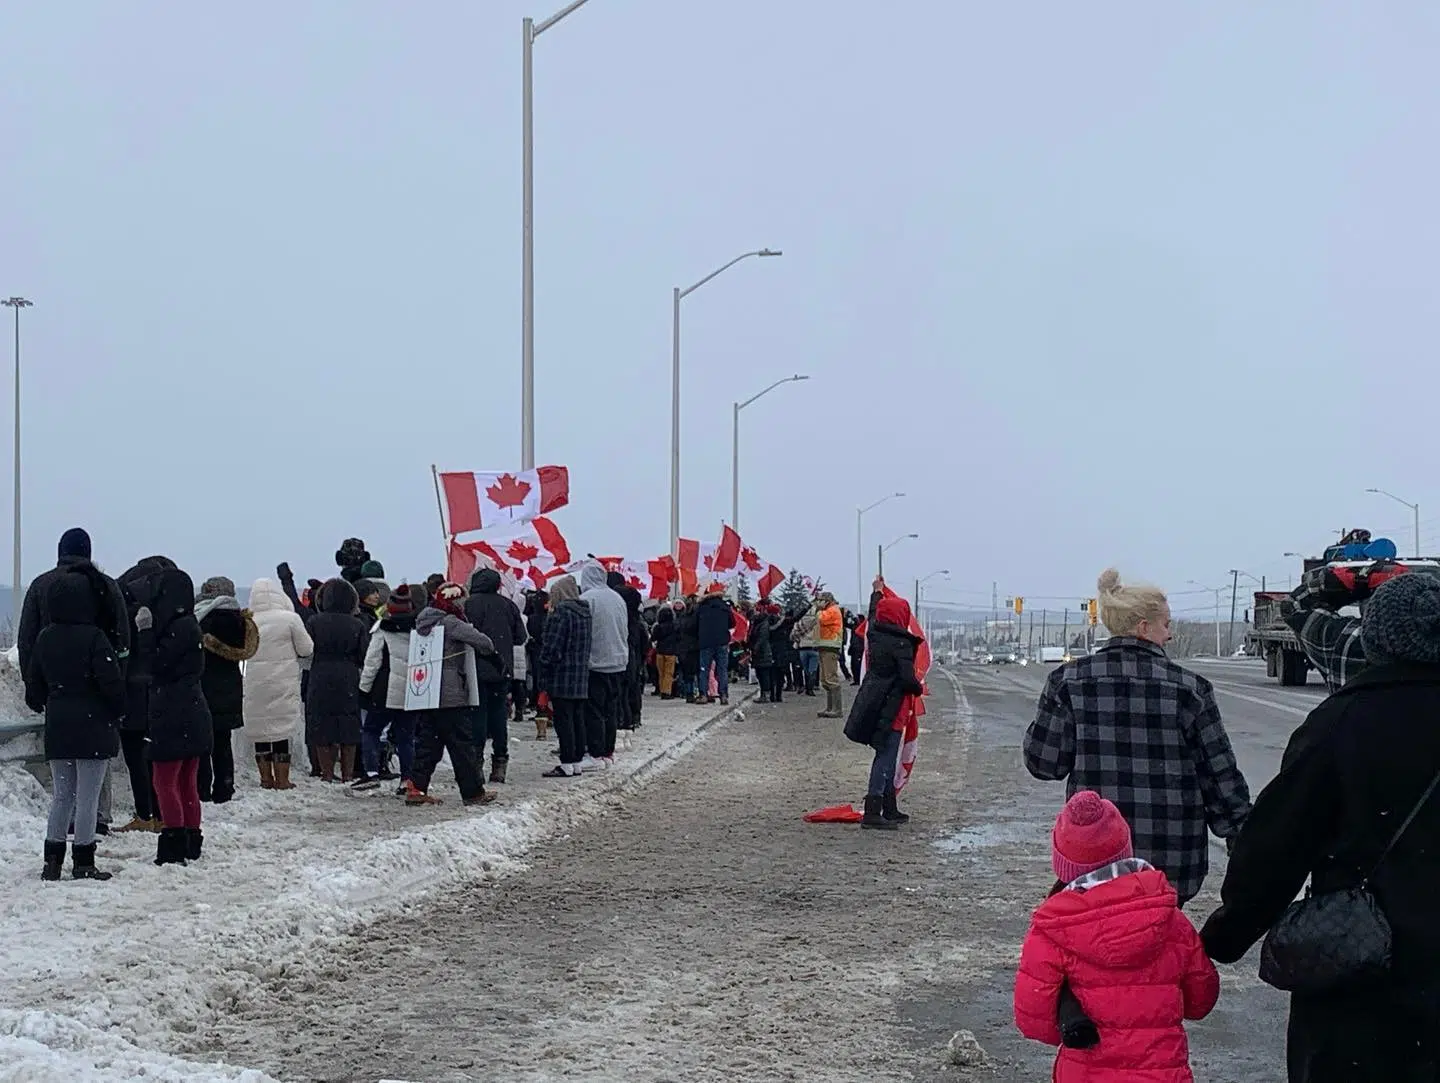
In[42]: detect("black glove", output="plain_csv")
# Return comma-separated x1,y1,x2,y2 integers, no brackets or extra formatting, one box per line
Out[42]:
1057,981,1099,1049
277,562,294,583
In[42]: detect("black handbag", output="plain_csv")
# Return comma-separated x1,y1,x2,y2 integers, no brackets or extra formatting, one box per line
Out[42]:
1258,767,1440,994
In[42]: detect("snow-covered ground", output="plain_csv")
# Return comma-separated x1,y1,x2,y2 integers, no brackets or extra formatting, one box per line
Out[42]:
0,650,738,1082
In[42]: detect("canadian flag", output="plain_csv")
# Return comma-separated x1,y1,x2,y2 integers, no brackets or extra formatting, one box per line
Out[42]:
735,544,785,599
618,558,677,601
711,524,742,573
873,584,929,794
676,538,717,596
439,466,569,534
446,516,571,586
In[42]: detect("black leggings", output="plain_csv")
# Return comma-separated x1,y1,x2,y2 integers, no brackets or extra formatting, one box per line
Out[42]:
254,739,292,760
119,729,159,821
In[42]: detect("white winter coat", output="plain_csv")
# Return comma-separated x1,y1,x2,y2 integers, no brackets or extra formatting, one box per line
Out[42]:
360,628,412,710
242,578,314,743
512,644,527,682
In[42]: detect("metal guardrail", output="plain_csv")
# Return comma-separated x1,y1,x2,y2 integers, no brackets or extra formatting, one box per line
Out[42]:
0,720,44,764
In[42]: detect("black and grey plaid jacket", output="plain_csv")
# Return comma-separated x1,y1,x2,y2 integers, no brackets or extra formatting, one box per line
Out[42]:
1283,579,1364,692
1024,636,1252,902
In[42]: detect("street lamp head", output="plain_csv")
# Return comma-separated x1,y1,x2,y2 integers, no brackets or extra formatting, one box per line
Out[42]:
1,298,32,309
907,533,919,539
758,249,782,257
790,374,809,382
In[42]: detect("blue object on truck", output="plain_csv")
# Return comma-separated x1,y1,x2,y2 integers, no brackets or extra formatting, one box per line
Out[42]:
1329,538,1398,561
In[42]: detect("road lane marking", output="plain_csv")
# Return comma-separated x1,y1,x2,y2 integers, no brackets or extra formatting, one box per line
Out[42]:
1207,680,1311,718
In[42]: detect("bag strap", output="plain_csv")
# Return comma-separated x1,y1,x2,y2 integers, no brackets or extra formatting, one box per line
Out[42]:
1363,766,1440,885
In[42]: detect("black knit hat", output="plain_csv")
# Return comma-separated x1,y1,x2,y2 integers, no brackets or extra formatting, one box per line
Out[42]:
387,583,416,616
1361,572,1440,666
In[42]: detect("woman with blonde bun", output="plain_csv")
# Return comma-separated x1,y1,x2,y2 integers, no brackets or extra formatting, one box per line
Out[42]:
1024,567,1252,906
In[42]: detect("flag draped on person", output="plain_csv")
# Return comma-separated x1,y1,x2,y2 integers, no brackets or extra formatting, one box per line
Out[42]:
879,583,928,793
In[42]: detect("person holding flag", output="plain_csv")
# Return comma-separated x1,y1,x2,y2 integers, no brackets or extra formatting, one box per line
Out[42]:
843,576,926,830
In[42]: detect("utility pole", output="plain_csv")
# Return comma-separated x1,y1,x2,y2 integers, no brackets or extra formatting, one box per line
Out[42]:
991,581,998,632
1228,569,1240,656
2,296,30,624
1062,608,1069,652
1041,609,1047,649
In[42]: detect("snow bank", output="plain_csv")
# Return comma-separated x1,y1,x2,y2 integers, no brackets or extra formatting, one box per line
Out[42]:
0,673,740,1080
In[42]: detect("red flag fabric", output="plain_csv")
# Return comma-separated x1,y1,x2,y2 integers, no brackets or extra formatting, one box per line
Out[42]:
618,558,675,601
440,465,569,534
712,524,742,573
803,802,863,824
876,584,928,794
730,607,750,645
676,539,717,596
446,516,571,585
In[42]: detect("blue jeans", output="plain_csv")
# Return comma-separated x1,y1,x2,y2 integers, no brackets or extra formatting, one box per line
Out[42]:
362,708,416,779
867,728,902,796
698,645,729,699
800,649,820,692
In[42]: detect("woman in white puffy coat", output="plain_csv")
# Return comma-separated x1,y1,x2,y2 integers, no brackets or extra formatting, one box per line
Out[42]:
242,578,314,789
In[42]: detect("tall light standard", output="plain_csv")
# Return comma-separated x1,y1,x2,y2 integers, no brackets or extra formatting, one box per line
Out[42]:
732,374,808,531
1,298,29,625
669,249,781,558
856,492,904,610
915,569,949,627
1365,487,1421,558
1187,579,1222,656
521,0,595,470
1227,568,1262,656
877,533,918,578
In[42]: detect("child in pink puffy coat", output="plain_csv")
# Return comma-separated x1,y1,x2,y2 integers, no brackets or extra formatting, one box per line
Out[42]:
1014,791,1220,1082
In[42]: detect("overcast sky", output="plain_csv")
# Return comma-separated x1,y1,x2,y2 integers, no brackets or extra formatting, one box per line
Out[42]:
3,2,1437,615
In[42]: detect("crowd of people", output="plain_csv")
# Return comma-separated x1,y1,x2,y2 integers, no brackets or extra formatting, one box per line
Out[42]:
16,528,875,878
1015,563,1440,1082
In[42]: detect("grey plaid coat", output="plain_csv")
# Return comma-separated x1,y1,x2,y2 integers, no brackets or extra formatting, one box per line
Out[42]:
1023,637,1252,902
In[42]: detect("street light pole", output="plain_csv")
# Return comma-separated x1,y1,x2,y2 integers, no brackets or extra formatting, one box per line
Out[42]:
731,374,808,531
1189,579,1222,657
669,249,781,560
1365,487,1421,558
521,0,594,471
914,569,949,619
856,492,903,610
1,298,29,626
878,533,918,579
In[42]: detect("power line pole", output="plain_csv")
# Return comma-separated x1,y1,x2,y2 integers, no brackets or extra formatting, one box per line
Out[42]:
1228,568,1240,656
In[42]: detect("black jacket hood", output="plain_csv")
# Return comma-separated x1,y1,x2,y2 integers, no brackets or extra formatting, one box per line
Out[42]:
152,568,196,628
47,570,98,626
318,577,359,615
470,568,503,596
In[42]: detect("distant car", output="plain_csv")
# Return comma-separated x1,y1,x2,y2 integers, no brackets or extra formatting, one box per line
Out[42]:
982,647,1018,665
1039,646,1067,664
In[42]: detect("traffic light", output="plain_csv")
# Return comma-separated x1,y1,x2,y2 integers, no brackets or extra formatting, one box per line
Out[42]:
1087,598,1098,625
1005,597,1013,611
1014,596,1024,615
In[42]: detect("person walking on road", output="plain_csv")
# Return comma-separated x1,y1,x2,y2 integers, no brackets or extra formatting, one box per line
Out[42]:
696,584,735,707
1015,790,1219,1082
814,590,845,718
1023,568,1252,904
1201,572,1440,1082
464,567,528,785
537,574,591,778
843,588,924,830
25,569,127,881
579,563,629,767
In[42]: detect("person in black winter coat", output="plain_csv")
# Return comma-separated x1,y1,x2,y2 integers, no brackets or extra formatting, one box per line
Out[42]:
148,567,214,866
847,611,866,686
525,590,550,719
304,578,368,783
111,557,175,832
747,604,778,701
653,605,681,698
676,599,702,702
18,527,129,680
695,589,736,705
1201,572,1440,1082
538,574,591,777
26,570,126,881
607,572,649,732
768,610,799,702
465,568,528,784
195,576,259,803
844,590,924,831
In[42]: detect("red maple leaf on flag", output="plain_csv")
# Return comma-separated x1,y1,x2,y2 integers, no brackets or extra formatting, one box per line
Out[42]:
506,540,540,563
702,553,714,570
741,547,762,572
626,575,644,591
486,473,532,513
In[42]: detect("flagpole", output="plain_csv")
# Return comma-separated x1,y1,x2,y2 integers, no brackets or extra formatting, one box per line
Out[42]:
431,465,452,572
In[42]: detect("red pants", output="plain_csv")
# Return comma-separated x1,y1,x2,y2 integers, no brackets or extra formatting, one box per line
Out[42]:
153,758,202,828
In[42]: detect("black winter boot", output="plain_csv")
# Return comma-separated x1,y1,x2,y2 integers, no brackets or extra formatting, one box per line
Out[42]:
489,757,508,785
71,842,113,881
860,795,897,831
185,827,204,861
881,788,910,824
41,840,65,881
155,827,189,866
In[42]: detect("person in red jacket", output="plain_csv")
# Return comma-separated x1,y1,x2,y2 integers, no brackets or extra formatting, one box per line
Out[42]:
1014,790,1219,1082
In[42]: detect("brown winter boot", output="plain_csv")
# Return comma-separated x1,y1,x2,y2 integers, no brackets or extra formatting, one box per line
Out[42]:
271,754,297,790
535,717,549,741
339,744,357,783
316,744,337,782
256,757,276,789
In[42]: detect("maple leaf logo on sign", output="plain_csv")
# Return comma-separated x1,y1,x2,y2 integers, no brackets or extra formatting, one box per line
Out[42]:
507,540,540,563
486,473,532,517
741,547,762,572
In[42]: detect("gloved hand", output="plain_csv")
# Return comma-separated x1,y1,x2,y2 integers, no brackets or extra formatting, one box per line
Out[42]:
276,562,294,582
134,606,153,631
